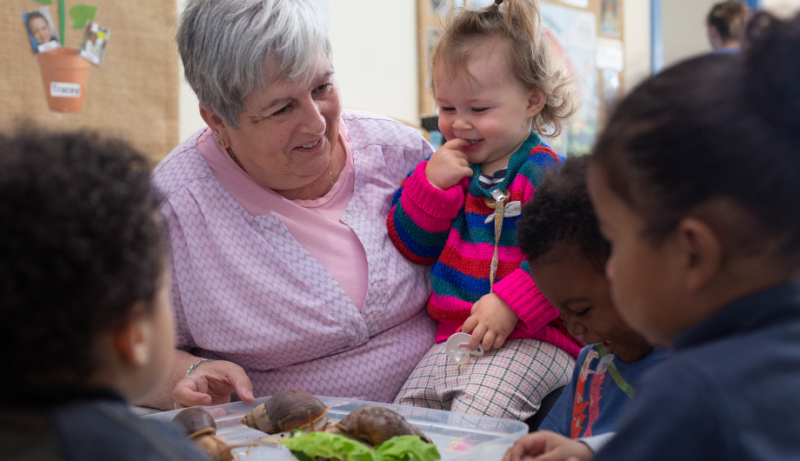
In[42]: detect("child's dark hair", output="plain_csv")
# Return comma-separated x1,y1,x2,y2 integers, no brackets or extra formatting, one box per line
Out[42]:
707,1,751,43
432,0,576,137
518,155,609,272
593,12,800,266
0,129,165,384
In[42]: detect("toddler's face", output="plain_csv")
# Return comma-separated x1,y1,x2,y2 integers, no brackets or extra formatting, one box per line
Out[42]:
29,17,51,45
434,39,542,172
587,165,687,345
529,248,651,362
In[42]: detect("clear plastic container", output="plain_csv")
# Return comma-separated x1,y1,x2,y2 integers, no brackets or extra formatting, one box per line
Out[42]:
145,396,528,461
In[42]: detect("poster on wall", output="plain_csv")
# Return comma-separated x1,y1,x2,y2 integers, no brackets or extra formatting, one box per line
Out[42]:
541,2,599,155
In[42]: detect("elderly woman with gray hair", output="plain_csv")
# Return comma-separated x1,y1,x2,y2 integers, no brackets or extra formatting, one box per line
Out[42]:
139,0,436,410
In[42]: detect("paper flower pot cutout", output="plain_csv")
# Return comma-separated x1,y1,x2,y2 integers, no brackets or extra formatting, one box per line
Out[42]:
37,47,90,113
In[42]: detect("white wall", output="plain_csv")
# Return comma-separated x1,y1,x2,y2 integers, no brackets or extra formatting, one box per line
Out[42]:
177,0,418,141
762,0,800,15
661,0,717,68
624,0,651,92
328,0,418,124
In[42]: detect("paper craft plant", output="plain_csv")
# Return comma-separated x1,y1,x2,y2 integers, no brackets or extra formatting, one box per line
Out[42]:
29,0,101,113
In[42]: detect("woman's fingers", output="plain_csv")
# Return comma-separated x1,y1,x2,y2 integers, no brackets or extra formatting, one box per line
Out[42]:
172,360,255,407
173,377,213,407
223,364,256,403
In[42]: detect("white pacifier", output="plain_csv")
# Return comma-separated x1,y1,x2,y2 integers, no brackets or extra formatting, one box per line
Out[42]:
445,332,485,365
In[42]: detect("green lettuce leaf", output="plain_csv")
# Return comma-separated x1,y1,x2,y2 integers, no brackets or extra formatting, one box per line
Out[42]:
282,432,441,461
374,436,441,461
282,432,374,461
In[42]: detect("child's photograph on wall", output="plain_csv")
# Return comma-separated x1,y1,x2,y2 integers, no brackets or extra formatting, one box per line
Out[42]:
22,7,60,54
600,0,621,36
79,22,110,66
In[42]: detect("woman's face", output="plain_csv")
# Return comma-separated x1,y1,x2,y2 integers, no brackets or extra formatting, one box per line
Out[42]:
223,53,342,196
29,17,51,44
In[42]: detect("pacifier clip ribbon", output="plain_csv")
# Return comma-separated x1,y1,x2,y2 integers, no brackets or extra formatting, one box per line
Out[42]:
488,188,507,292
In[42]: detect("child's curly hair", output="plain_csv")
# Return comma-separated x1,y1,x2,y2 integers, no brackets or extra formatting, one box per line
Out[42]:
431,0,577,137
517,155,609,273
0,128,165,384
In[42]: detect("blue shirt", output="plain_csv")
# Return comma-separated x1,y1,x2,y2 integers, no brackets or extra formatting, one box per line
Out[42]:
594,281,800,461
539,345,669,438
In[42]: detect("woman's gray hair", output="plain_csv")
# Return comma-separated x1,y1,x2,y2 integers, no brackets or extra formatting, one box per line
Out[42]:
178,0,331,127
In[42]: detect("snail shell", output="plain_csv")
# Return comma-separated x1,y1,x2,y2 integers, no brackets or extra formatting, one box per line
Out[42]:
173,407,217,438
336,406,432,446
239,389,329,434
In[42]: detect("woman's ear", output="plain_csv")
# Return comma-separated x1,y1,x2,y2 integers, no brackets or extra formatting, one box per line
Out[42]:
113,305,153,367
676,217,723,293
199,106,232,147
526,88,547,119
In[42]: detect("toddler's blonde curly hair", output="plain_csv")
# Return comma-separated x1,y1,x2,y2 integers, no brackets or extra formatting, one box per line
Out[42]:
432,0,577,137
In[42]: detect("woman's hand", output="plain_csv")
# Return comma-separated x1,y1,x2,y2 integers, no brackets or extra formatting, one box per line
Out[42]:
503,431,594,461
173,360,255,408
463,293,519,351
425,138,474,190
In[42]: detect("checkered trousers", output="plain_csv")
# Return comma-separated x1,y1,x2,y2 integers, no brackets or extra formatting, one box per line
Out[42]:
393,339,575,420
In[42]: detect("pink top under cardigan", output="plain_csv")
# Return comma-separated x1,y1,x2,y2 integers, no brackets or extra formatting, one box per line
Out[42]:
152,111,436,402
196,120,368,311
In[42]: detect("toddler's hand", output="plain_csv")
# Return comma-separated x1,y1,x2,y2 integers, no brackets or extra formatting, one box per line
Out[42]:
425,138,474,190
462,293,519,351
503,431,593,461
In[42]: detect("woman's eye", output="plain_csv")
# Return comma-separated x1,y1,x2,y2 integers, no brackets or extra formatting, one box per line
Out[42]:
271,104,291,117
314,83,332,94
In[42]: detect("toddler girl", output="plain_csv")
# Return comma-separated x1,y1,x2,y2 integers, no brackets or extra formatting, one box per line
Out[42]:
389,0,581,420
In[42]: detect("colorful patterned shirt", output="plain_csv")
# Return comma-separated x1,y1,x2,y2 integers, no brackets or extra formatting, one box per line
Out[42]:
387,131,581,356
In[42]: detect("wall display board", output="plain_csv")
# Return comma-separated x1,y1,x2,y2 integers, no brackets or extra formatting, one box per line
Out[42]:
416,0,625,155
1,0,179,165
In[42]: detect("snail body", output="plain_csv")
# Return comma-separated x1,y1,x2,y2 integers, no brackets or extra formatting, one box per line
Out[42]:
240,389,329,434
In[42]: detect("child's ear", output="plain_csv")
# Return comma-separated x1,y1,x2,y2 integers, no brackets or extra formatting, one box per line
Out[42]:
676,217,723,292
526,88,547,119
113,304,153,367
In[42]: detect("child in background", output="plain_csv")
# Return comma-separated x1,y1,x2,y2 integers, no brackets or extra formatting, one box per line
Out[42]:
0,130,206,461
517,155,668,445
505,11,800,461
389,0,581,420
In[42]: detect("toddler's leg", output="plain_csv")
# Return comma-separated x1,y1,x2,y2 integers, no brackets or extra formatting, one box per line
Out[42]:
393,342,447,410
442,339,574,420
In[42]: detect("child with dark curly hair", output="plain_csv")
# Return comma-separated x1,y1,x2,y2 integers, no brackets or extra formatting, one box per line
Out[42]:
0,130,206,460
516,155,668,450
